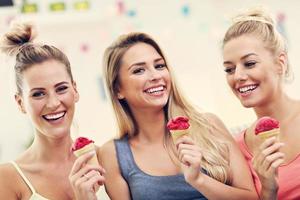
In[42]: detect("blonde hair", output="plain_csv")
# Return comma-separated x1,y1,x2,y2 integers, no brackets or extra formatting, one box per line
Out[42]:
103,32,231,183
0,21,73,95
223,7,292,80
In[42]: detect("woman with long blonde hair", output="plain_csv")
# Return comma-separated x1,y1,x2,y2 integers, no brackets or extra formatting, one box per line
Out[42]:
99,32,257,199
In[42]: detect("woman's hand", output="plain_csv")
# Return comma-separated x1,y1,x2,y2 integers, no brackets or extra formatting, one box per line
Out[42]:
69,151,106,200
252,137,284,199
175,136,204,186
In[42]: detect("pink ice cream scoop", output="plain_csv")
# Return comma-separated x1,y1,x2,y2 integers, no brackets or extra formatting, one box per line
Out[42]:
72,137,98,165
72,137,94,151
255,116,280,140
167,116,190,141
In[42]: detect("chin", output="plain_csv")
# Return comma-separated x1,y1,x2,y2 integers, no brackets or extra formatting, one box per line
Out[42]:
239,100,257,108
49,128,71,139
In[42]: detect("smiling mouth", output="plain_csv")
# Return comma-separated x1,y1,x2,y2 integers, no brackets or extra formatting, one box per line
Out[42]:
144,86,165,94
42,111,66,121
238,84,258,94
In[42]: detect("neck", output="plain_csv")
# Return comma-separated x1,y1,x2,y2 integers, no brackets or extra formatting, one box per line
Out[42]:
254,92,296,122
28,133,74,163
131,107,166,143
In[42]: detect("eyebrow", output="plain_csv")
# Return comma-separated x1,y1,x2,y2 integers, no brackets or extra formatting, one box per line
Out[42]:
223,53,258,65
128,57,164,70
29,81,69,92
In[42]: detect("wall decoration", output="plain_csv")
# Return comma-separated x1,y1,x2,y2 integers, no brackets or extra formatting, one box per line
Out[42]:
276,12,288,41
74,0,90,11
181,4,190,17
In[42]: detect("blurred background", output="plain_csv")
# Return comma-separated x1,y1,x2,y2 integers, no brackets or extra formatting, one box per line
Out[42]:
0,0,299,185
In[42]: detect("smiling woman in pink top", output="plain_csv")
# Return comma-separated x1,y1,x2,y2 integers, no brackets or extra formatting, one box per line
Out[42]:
222,7,300,200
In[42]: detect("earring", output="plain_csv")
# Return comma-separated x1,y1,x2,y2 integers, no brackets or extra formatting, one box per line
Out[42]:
117,93,124,99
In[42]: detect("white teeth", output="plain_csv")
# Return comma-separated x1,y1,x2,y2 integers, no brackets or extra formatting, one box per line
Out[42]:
44,112,65,120
146,86,164,93
238,85,257,93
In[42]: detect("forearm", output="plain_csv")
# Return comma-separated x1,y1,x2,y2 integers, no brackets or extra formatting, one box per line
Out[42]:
190,174,258,200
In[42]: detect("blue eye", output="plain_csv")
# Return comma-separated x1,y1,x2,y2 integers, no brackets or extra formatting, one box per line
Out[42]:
32,91,45,98
245,61,256,68
56,86,68,93
224,67,235,74
133,68,145,74
155,64,166,70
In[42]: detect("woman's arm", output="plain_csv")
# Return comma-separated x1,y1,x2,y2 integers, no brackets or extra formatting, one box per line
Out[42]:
177,113,258,200
97,140,131,200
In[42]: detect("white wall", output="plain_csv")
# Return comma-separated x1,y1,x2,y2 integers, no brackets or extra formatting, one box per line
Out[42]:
1,0,299,162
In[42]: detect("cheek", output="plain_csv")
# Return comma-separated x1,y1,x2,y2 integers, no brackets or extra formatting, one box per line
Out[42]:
163,71,171,83
27,100,43,117
63,93,77,106
226,76,234,87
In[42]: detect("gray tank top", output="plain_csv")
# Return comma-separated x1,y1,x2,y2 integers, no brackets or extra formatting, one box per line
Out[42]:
114,136,208,200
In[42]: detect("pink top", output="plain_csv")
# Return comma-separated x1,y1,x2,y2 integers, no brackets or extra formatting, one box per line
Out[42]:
236,131,300,200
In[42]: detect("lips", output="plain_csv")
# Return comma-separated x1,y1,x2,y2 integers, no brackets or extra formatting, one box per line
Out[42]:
237,84,258,94
42,111,66,121
144,85,165,94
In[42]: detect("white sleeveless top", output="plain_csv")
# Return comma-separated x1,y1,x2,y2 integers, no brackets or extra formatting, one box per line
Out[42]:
10,161,49,200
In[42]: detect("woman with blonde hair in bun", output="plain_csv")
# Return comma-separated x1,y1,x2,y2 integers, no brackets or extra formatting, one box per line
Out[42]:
0,22,105,200
222,7,300,199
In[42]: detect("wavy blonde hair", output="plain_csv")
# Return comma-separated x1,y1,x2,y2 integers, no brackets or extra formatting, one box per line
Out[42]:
103,32,231,183
223,7,292,81
0,21,73,96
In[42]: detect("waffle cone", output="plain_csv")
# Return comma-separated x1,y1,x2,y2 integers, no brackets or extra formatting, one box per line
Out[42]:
258,128,280,140
73,143,98,165
170,130,189,141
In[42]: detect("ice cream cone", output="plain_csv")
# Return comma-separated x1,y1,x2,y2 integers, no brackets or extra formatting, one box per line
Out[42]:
258,128,280,141
170,130,189,141
167,116,190,142
73,143,98,165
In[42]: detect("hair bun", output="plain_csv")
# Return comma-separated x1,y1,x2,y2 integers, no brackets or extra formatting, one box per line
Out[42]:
232,7,275,26
0,21,37,56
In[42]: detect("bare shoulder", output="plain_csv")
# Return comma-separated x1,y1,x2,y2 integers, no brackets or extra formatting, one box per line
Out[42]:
0,163,20,198
96,139,131,199
0,162,18,183
97,139,117,166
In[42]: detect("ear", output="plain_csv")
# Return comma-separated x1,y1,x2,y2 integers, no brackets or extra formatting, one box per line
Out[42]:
72,81,80,103
276,52,288,75
15,94,26,114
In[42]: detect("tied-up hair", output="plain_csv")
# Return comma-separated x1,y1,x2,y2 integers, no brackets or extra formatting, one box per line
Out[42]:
0,21,73,95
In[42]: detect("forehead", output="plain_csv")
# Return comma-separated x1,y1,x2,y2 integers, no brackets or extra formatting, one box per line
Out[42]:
223,35,267,60
22,60,70,89
122,42,162,66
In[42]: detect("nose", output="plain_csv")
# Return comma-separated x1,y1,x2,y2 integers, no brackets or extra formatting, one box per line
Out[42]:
234,65,248,82
46,93,61,109
149,67,162,81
